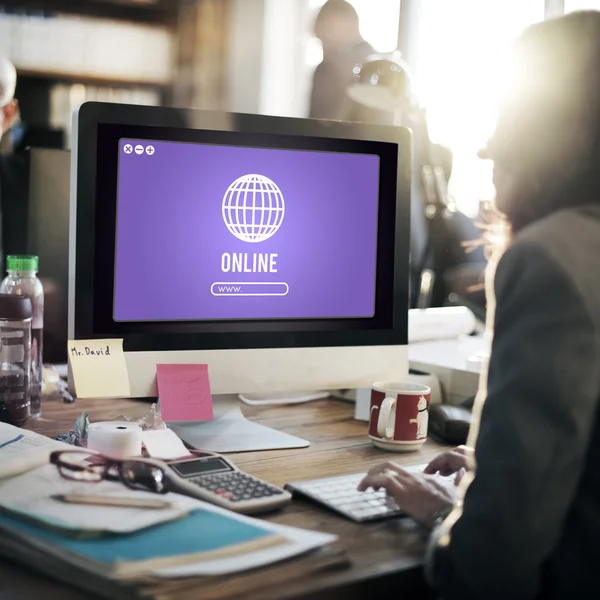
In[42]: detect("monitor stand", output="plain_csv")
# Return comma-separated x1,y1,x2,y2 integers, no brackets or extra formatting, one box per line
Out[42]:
166,394,310,453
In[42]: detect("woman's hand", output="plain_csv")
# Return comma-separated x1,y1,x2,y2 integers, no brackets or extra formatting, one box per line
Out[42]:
424,446,470,485
357,461,457,529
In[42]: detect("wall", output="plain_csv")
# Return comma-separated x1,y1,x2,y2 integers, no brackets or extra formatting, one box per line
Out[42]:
227,0,313,118
259,0,312,118
226,0,402,119
227,0,266,114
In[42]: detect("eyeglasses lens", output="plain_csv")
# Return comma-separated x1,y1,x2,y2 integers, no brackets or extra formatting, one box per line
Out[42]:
57,452,105,482
120,461,167,494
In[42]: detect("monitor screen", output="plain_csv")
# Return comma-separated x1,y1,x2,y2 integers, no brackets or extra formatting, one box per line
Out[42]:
71,103,411,406
80,110,406,350
114,139,380,322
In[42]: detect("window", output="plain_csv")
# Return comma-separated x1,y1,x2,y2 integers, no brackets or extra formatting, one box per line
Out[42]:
565,0,600,10
413,0,545,216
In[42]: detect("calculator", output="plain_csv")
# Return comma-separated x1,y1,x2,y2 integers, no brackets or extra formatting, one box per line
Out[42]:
163,454,291,515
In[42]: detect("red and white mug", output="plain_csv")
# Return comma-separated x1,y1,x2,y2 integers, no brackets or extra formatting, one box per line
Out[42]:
368,381,430,452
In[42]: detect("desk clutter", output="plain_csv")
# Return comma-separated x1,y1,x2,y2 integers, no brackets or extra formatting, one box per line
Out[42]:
0,318,476,598
34,405,293,514
1,392,455,598
0,419,335,598
57,403,196,460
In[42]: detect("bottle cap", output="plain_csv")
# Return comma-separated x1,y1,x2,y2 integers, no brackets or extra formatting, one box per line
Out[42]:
6,255,38,272
0,294,32,320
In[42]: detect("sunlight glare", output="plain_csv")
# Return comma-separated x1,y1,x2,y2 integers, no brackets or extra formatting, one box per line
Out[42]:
415,1,545,215
565,0,600,10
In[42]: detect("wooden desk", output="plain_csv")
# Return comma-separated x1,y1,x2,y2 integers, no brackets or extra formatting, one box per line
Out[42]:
0,397,449,600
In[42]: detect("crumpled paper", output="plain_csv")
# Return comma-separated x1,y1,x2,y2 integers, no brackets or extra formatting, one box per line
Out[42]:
56,410,89,446
119,403,166,431
42,364,75,403
56,403,164,446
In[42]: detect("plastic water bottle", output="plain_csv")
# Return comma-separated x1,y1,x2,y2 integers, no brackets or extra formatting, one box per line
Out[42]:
0,294,32,426
0,256,44,418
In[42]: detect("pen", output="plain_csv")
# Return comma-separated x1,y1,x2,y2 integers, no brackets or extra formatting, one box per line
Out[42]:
50,494,174,509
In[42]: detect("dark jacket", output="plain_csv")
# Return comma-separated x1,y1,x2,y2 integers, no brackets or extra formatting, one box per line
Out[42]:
0,152,29,274
426,205,600,599
309,40,374,122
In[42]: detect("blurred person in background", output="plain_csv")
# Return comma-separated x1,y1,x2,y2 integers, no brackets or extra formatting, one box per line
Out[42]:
0,56,18,143
346,50,486,310
309,0,373,121
359,11,600,599
0,57,61,362
0,56,27,274
312,1,486,309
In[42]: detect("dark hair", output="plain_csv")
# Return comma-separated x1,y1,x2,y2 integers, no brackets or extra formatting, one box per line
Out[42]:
315,0,360,33
491,11,600,231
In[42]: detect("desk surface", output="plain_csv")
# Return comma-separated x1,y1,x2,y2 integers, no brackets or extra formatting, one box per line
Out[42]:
0,397,448,600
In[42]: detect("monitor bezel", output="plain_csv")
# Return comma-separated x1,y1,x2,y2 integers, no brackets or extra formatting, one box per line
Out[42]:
70,101,411,352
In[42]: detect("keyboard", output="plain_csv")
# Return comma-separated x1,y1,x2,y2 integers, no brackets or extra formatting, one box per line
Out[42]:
285,463,454,523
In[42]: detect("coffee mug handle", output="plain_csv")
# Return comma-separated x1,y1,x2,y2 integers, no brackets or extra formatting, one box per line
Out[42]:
377,395,397,439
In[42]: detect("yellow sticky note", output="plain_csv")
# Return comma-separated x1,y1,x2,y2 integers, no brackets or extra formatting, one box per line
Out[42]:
67,339,131,399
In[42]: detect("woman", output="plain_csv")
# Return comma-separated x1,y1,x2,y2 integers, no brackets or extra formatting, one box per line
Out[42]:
359,11,600,599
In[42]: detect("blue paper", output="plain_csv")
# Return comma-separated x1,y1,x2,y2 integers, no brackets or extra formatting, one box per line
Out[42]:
0,508,272,567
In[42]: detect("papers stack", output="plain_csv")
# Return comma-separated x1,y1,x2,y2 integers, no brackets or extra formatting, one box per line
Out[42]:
0,422,72,479
0,464,336,598
0,465,195,535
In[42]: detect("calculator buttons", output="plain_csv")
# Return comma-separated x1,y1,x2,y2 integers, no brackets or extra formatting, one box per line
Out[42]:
188,471,287,504
168,460,291,514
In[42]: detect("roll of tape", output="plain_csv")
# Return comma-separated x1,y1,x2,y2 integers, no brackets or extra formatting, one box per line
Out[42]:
87,421,143,459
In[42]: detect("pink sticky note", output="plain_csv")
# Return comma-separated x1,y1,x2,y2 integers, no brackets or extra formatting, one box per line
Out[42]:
156,364,214,422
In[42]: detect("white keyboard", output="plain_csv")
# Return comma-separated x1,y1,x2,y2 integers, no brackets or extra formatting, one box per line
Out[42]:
286,463,454,523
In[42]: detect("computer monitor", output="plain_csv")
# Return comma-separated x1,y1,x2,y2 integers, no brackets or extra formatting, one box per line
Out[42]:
69,101,411,452
27,148,71,364
0,147,71,362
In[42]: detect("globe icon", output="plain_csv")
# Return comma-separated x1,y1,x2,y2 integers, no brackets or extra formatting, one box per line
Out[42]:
222,174,285,243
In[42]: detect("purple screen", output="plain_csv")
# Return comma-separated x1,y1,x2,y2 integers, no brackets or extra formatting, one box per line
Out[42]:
114,139,380,321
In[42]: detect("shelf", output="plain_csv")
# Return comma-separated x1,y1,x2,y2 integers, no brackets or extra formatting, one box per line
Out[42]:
0,0,180,25
17,67,172,90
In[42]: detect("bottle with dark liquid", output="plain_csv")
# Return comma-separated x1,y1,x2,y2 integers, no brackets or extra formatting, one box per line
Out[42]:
0,256,43,418
0,294,32,426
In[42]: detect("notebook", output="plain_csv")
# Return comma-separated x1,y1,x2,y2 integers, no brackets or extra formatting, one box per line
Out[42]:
0,508,287,580
0,464,195,536
0,422,71,479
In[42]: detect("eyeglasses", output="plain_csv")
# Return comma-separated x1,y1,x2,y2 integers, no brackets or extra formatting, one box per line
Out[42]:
49,450,170,494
